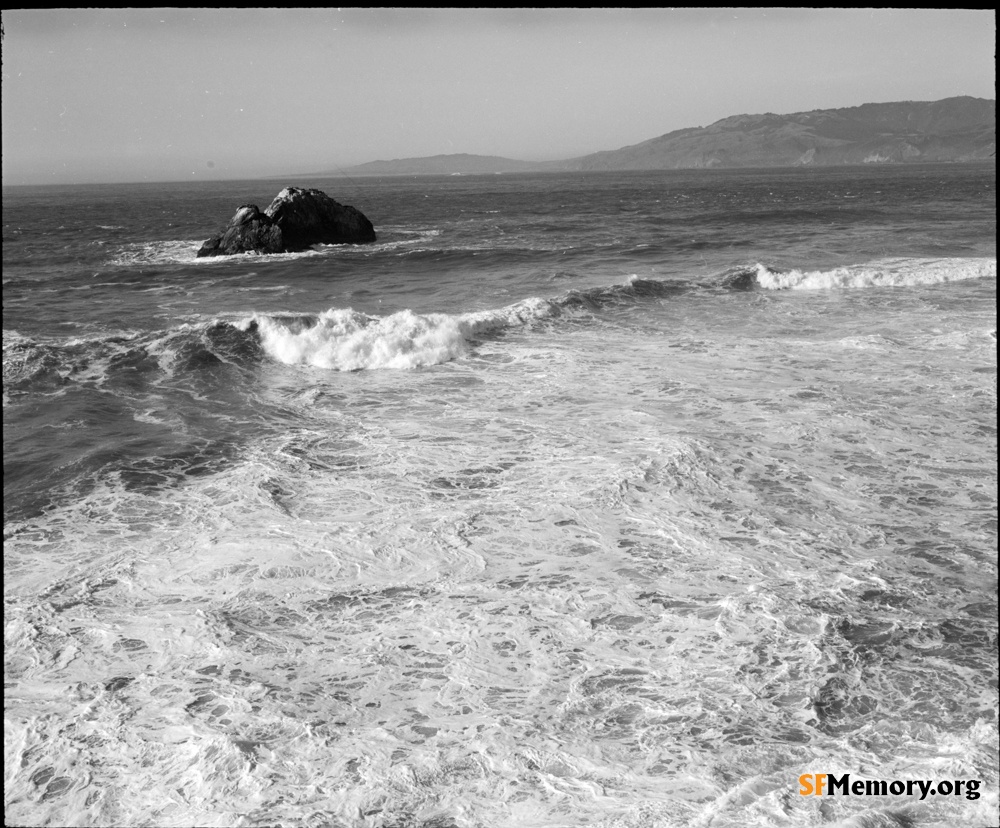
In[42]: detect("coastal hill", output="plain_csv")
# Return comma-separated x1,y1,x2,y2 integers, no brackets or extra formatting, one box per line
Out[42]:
327,96,994,176
574,96,995,170
342,153,547,176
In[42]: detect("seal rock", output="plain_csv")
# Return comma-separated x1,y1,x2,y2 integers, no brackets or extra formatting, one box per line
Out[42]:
197,187,376,257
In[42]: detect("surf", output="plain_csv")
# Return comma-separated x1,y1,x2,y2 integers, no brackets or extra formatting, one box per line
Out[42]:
751,257,996,290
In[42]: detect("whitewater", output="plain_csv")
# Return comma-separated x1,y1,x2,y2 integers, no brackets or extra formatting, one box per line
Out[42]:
4,165,997,828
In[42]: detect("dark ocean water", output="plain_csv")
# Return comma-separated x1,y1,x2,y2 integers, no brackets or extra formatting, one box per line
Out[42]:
3,165,997,827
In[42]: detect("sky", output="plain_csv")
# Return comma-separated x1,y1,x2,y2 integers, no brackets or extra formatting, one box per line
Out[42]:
2,8,995,185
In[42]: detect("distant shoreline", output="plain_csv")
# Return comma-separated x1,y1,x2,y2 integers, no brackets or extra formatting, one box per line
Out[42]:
310,96,996,178
294,158,997,180
4,159,997,192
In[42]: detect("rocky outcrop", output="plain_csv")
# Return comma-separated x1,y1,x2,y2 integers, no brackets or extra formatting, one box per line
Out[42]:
197,204,285,257
197,187,376,257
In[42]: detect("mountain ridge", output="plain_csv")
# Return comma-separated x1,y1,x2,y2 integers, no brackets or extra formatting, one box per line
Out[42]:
318,96,995,176
575,96,995,171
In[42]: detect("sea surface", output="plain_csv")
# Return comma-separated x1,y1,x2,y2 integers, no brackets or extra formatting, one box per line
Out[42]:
3,165,997,828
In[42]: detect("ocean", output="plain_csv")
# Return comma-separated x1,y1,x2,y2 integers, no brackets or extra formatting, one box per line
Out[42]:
3,165,997,828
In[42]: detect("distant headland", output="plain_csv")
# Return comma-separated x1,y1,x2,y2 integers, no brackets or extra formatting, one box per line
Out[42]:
320,96,994,176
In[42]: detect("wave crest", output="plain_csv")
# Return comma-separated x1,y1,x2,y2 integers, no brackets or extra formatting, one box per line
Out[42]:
753,257,996,290
7,256,994,382
250,297,559,371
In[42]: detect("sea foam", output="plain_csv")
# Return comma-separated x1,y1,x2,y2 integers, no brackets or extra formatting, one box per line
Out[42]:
248,297,557,371
754,257,996,290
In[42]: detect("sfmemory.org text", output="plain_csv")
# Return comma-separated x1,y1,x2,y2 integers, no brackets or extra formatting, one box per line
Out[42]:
799,773,981,801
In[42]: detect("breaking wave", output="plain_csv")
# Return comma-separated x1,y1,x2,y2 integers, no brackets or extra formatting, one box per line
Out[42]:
247,299,556,371
243,277,691,371
751,257,996,290
6,257,995,385
2,322,264,401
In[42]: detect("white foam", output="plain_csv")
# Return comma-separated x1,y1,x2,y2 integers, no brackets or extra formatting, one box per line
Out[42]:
111,240,205,266
316,226,442,254
754,257,996,290
132,409,169,425
111,240,332,267
250,298,557,371
112,227,443,268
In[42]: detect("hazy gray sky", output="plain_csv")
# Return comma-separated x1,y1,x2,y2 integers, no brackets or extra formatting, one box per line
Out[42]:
2,8,995,185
